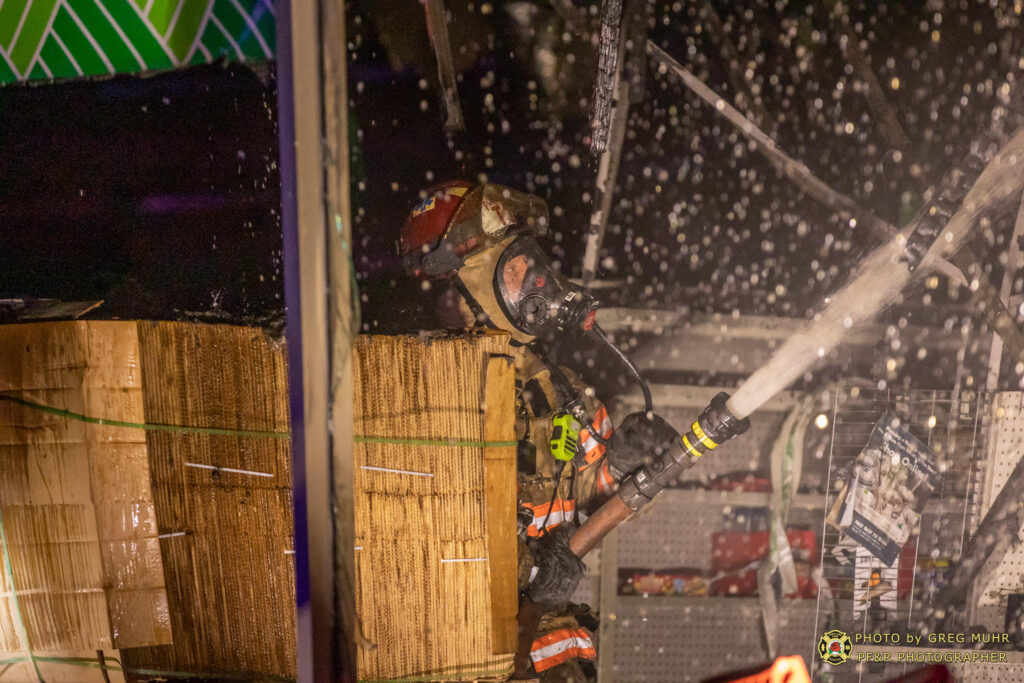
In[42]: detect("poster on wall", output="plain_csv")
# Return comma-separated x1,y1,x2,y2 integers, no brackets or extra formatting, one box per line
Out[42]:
827,413,939,566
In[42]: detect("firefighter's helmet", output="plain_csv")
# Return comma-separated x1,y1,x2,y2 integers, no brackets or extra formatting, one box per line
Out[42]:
399,182,595,344
399,181,550,279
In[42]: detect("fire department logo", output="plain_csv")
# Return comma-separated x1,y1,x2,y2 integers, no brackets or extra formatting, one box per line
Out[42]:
818,630,852,665
411,195,436,217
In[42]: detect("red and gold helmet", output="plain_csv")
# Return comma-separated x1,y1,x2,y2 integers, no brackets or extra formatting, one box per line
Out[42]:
400,181,595,345
399,181,550,279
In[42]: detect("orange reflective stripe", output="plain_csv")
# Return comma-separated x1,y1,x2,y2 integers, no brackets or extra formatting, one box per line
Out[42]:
532,628,576,649
530,628,596,672
581,439,605,465
524,498,576,537
579,404,614,466
596,461,615,495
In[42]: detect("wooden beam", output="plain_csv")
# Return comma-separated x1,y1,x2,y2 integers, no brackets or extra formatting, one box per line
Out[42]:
277,1,344,679
322,0,359,677
596,528,619,683
482,355,519,653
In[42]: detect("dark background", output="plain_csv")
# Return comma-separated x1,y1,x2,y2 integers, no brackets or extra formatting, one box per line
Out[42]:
0,62,282,322
0,0,1019,387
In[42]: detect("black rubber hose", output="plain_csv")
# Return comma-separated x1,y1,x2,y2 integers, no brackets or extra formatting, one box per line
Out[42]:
591,323,653,413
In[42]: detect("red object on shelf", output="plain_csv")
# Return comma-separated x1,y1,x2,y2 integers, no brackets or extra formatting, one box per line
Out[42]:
706,475,772,492
631,571,708,596
710,530,819,597
705,655,812,683
897,535,917,598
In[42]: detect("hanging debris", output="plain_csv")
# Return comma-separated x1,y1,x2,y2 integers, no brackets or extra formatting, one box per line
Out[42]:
589,0,624,154
582,31,630,285
424,0,465,132
826,0,911,151
904,133,1006,270
623,0,651,103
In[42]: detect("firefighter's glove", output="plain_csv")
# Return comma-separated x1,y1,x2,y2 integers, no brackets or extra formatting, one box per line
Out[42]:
526,526,585,609
608,411,681,480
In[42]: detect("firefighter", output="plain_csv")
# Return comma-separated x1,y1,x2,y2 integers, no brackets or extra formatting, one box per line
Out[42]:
399,181,662,678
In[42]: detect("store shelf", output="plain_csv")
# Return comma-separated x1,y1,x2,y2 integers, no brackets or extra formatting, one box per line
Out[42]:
657,487,966,515
658,487,826,510
611,592,819,682
616,595,817,610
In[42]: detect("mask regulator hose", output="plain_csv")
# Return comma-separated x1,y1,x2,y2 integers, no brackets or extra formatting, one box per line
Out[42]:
591,322,653,414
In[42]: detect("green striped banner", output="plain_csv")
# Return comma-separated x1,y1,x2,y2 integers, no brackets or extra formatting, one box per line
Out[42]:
0,0,275,84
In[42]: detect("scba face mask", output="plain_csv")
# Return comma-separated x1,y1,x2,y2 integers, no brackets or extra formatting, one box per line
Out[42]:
401,182,654,420
399,182,596,344
453,233,596,345
492,236,597,341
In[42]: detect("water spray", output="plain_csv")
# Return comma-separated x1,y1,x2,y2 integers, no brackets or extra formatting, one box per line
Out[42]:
516,124,1024,680
727,127,1024,421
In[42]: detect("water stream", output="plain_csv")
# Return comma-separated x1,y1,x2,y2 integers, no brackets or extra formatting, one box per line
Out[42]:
727,128,1024,420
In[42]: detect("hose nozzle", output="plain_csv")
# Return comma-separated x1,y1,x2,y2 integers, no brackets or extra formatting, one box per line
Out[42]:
617,392,750,511
694,391,751,448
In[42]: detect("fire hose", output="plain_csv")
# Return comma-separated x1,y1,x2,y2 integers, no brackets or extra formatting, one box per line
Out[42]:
512,392,751,676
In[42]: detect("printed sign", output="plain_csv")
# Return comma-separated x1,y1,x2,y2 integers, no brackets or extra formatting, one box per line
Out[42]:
827,414,938,566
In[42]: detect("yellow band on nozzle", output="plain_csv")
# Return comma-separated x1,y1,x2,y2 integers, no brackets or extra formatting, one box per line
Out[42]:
691,421,718,449
682,434,704,458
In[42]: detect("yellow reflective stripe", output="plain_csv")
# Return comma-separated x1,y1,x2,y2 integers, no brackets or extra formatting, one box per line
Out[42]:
682,434,704,458
691,421,718,449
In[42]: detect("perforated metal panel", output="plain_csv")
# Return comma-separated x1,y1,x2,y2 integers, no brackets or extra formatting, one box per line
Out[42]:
602,397,823,680
615,489,823,572
616,489,739,572
973,392,1024,632
957,661,1024,682
841,647,1024,682
610,597,818,681
980,393,1024,511
810,386,1022,682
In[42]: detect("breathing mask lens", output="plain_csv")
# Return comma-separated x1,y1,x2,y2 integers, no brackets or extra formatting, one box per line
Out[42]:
493,236,596,338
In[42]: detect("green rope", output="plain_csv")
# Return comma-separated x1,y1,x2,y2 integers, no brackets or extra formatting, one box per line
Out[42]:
0,394,290,439
357,666,513,682
354,435,517,448
0,653,509,682
0,507,42,682
0,398,512,683
1,395,516,449
0,655,295,681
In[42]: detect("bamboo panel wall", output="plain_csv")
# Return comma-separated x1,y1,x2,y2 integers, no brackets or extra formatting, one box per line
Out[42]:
0,323,516,682
353,333,517,682
0,322,170,658
122,322,296,681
